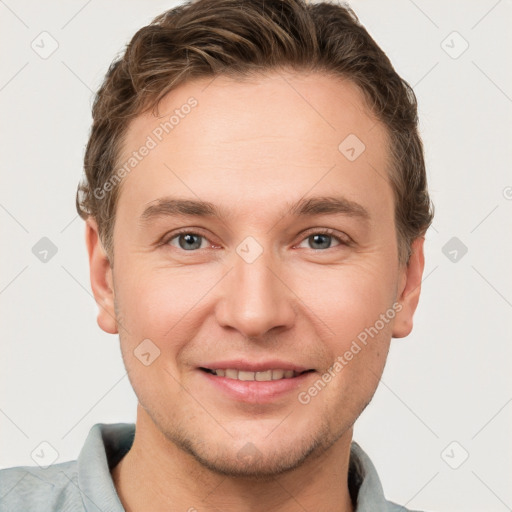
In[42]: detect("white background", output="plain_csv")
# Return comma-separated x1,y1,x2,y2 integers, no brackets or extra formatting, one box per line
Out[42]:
1,1,511,510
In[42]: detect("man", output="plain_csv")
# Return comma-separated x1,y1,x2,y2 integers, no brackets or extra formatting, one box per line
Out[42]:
0,0,433,510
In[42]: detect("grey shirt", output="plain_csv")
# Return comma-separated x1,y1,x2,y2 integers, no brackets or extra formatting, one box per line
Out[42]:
0,423,423,511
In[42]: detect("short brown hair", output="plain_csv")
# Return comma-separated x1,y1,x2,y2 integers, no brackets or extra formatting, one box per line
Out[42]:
76,0,434,265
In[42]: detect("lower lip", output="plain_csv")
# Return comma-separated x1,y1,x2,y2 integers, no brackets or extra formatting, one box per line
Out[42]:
199,370,315,403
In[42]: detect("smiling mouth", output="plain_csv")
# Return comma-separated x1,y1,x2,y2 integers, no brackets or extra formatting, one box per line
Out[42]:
199,368,314,382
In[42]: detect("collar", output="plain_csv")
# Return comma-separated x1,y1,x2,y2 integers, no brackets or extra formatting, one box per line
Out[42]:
77,423,394,511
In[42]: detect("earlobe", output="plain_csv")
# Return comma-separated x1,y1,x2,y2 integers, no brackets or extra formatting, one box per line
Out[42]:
392,237,425,339
85,218,118,335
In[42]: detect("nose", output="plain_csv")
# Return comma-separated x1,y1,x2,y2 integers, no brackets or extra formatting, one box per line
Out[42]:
215,247,297,340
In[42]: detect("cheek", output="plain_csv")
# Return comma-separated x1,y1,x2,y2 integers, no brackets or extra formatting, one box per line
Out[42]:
113,267,196,409
294,262,396,405
294,261,398,342
115,263,211,341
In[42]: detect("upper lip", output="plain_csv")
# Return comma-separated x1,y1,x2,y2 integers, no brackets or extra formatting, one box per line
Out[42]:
198,359,313,373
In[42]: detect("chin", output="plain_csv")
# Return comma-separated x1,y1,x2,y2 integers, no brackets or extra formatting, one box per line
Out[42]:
181,442,322,479
164,419,337,479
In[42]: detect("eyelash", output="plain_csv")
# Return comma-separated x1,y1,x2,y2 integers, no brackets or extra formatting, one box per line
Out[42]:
161,228,350,251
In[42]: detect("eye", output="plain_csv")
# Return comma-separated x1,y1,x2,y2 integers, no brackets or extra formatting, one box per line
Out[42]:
162,228,350,252
166,231,210,251
296,229,348,250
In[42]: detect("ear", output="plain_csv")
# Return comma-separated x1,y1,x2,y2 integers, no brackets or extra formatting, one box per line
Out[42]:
85,217,118,334
392,237,425,338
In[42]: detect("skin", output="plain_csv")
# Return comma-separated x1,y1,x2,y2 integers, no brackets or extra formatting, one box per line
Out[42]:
86,70,425,512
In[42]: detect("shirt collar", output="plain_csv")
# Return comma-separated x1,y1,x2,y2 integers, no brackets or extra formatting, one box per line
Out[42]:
77,423,133,512
77,423,391,512
349,440,391,510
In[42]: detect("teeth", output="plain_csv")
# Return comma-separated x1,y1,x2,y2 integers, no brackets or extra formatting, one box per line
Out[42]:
225,369,238,379
272,369,284,380
211,369,299,381
255,370,272,381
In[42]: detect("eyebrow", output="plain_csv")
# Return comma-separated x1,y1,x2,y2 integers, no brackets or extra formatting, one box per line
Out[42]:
139,195,370,224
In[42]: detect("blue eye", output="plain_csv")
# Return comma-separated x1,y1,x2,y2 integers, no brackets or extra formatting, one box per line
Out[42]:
164,228,348,252
296,230,345,250
167,232,207,251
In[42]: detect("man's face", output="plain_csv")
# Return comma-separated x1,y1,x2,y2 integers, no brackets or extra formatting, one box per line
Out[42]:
88,71,423,477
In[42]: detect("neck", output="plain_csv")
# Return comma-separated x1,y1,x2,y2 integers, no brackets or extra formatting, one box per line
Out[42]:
111,405,355,512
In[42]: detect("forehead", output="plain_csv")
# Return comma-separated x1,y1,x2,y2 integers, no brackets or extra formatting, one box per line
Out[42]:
116,70,393,224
